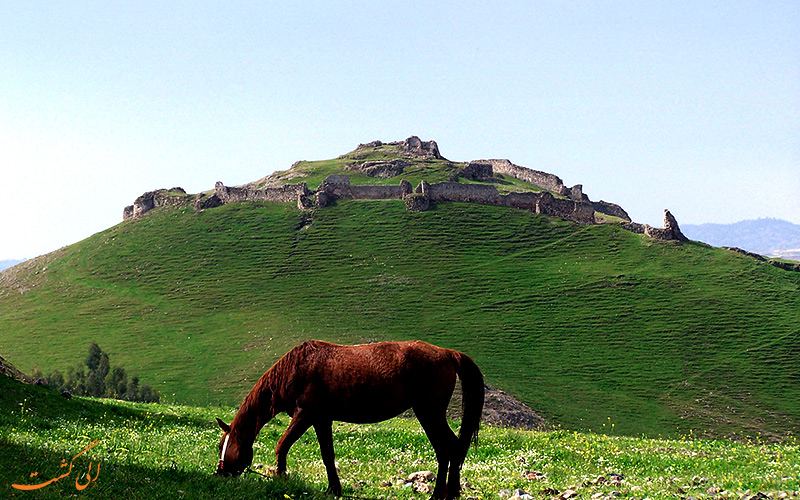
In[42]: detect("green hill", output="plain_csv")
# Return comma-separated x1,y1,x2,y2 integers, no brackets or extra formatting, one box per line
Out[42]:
2,140,799,441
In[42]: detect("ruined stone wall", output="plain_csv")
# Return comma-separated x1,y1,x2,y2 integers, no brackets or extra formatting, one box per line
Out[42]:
480,159,569,196
481,159,588,202
351,136,442,160
593,200,631,221
317,175,352,198
214,181,308,204
541,197,596,224
123,188,190,220
349,184,405,199
619,210,686,242
497,191,541,211
407,179,595,224
123,175,674,241
189,182,309,213
426,182,501,204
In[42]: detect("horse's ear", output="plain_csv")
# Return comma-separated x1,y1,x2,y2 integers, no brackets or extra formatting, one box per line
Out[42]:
216,417,231,433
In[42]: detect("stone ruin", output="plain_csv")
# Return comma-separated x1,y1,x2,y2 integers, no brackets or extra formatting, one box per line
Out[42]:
457,162,494,180
620,209,689,242
353,136,443,160
122,137,687,242
721,246,800,272
122,187,190,220
344,136,444,179
473,159,588,202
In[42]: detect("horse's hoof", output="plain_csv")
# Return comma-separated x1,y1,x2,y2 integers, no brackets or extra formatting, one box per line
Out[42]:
325,486,342,497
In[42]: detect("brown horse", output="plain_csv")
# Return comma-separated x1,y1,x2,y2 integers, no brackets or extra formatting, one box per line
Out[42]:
215,340,484,499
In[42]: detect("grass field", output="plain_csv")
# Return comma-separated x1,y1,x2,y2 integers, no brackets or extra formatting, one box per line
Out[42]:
2,198,799,441
2,374,798,500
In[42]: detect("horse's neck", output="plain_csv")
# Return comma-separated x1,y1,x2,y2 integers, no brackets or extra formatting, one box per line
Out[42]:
231,376,275,444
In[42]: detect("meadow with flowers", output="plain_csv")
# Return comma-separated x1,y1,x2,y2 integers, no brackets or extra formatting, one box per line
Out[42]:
2,374,797,500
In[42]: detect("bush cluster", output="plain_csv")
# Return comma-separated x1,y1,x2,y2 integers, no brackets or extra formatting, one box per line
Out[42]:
34,342,160,402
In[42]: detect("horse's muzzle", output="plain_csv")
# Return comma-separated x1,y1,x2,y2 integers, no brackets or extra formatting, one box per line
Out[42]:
215,461,230,477
215,462,244,477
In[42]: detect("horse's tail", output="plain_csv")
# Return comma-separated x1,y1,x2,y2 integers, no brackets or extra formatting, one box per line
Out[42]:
452,350,484,449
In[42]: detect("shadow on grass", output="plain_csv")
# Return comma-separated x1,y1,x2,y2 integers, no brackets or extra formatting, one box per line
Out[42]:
0,439,333,500
0,375,213,429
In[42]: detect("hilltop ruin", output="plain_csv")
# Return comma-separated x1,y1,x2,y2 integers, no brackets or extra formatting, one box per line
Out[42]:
123,136,687,242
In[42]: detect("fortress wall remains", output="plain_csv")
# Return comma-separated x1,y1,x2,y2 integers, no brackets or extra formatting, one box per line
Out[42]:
426,182,501,204
573,201,596,224
593,200,631,221
619,210,685,242
124,188,190,220
498,191,542,211
126,176,593,229
124,173,685,242
215,182,308,204
319,175,353,198
409,180,596,223
349,184,405,199
539,196,596,224
481,159,589,202
480,159,569,197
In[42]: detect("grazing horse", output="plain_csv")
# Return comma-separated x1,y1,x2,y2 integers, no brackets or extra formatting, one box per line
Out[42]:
215,340,484,499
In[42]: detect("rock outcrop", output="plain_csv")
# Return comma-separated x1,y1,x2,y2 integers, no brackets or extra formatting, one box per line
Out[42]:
353,136,443,160
404,192,431,212
400,135,442,159
663,209,688,242
0,354,33,384
446,383,548,431
123,188,189,220
345,159,409,178
621,209,688,242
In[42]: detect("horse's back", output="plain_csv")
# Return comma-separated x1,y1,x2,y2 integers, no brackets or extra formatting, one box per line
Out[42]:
302,339,456,382
284,340,459,422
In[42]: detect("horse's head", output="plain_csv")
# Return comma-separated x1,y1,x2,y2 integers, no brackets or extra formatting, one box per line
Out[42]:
214,417,253,476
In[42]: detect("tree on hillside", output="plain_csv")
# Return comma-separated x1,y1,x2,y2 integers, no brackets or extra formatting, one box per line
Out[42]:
36,343,160,403
86,342,102,372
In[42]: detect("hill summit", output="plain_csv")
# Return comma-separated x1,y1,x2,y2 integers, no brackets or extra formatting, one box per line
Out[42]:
123,136,688,242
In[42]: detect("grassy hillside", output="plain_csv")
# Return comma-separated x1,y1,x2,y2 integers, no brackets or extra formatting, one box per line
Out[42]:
2,194,799,440
2,374,798,499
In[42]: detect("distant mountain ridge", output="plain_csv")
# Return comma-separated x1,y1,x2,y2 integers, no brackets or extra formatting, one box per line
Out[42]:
682,218,800,260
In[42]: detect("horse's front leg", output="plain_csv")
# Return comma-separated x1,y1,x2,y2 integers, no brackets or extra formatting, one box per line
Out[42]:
275,411,312,475
313,421,342,497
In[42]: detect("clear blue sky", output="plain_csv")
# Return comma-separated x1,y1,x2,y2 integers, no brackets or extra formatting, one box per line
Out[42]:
2,1,798,260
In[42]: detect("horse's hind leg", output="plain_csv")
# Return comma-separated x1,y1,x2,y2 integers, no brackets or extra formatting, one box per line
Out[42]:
313,421,342,497
415,409,459,499
446,441,467,500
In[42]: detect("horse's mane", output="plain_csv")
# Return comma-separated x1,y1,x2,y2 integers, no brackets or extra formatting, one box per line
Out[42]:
267,340,323,398
233,340,323,436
